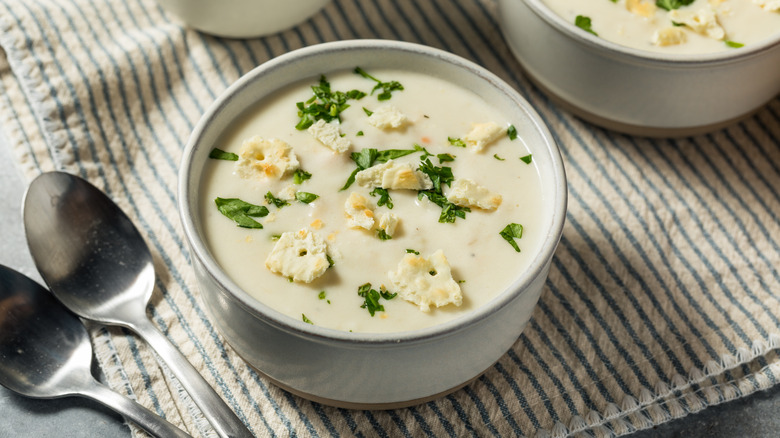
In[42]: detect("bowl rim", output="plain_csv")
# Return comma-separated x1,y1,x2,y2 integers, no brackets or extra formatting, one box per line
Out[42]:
519,0,780,65
178,39,567,346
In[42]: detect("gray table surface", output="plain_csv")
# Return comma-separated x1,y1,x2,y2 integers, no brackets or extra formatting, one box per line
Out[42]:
0,133,776,437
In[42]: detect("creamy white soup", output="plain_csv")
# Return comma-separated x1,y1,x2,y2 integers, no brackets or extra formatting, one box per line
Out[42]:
199,69,545,333
543,0,780,53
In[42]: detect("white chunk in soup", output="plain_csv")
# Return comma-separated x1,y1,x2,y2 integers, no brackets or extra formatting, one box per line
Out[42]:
199,69,545,333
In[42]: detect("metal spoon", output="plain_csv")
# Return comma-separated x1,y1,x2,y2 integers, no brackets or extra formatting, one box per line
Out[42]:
23,171,253,438
0,264,192,438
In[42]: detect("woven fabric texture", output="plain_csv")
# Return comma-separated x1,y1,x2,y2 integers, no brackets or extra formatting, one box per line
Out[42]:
0,0,778,437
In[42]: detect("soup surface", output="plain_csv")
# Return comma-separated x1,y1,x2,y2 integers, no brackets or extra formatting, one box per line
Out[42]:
199,69,545,333
542,0,780,53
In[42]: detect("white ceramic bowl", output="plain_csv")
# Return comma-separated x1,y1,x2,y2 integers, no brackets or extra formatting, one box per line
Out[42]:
156,0,331,38
498,0,780,137
178,40,567,408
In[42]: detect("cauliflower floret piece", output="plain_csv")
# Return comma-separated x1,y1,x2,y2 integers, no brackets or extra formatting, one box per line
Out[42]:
378,212,399,237
235,136,299,180
308,119,350,153
668,8,725,40
388,250,463,312
367,105,409,129
463,122,504,152
355,160,433,190
626,0,657,17
446,178,503,211
265,229,330,283
652,27,688,46
344,192,375,230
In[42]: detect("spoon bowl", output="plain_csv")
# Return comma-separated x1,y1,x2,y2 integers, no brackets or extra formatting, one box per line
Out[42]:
0,264,191,438
23,171,253,438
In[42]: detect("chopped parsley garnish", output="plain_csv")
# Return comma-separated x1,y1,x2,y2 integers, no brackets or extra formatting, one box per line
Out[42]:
418,191,471,223
447,136,467,148
725,41,744,49
417,159,468,223
265,191,290,209
507,125,518,140
520,154,533,164
362,107,374,116
209,148,238,161
341,146,424,190
406,249,420,255
271,234,281,241
295,75,366,130
354,67,404,101
295,191,319,204
377,229,392,240
214,197,269,228
326,254,335,268
575,15,598,36
656,0,694,10
293,168,312,184
418,159,454,194
356,130,364,136
415,144,433,160
494,154,505,161
357,283,397,316
369,187,393,209
318,290,331,304
500,223,524,252
302,314,314,324
657,0,694,10
437,153,455,163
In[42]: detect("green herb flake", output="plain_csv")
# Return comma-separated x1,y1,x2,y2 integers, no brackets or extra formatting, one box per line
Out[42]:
655,0,694,10
507,125,518,141
369,187,393,209
341,147,423,190
494,154,505,161
296,191,319,204
520,154,533,164
357,283,397,316
265,191,290,209
406,249,420,255
377,229,392,240
437,153,455,163
447,136,467,148
295,75,365,130
418,191,470,223
271,234,281,241
354,67,404,101
725,40,744,49
326,254,335,268
356,131,364,136
209,148,239,161
362,107,374,116
214,197,269,228
302,314,314,325
293,168,312,184
575,15,598,36
499,223,524,252
414,144,433,160
418,159,454,194
318,290,327,300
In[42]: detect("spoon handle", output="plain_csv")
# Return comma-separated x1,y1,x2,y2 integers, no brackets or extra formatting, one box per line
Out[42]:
82,378,193,438
132,317,254,438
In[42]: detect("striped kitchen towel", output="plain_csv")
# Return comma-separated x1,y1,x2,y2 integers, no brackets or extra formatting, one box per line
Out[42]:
0,0,778,437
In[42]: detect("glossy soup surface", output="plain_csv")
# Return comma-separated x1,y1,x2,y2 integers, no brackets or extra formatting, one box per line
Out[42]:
199,69,546,333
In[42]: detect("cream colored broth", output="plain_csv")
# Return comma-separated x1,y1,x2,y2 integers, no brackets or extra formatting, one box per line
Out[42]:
543,0,780,54
199,69,544,333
